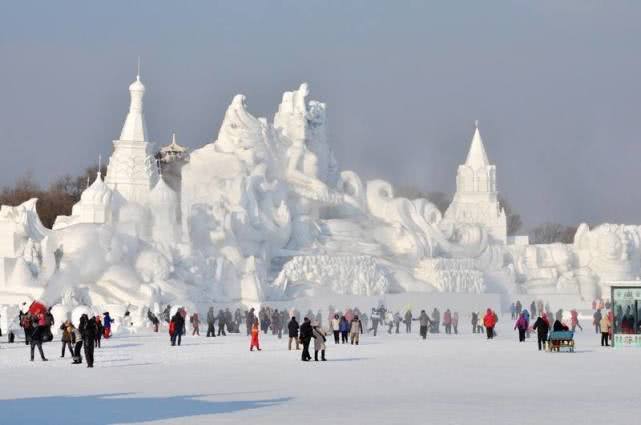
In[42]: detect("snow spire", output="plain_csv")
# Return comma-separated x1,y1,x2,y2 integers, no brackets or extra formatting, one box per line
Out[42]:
119,63,148,142
464,120,490,170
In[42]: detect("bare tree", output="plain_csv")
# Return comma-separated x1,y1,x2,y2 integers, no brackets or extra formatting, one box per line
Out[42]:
529,223,577,244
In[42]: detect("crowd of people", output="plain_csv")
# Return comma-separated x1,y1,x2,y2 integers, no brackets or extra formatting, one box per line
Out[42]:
6,297,635,368
16,305,113,367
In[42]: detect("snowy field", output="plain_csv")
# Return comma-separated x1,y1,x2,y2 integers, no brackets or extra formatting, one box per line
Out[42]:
0,318,637,425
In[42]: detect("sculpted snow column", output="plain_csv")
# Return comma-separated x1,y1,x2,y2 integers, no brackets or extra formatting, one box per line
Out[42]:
444,122,507,244
105,73,158,207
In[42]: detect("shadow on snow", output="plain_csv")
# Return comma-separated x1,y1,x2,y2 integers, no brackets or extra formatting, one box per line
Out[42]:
0,393,292,424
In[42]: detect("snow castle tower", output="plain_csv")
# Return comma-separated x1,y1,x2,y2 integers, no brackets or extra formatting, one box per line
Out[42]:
445,121,507,243
105,70,158,205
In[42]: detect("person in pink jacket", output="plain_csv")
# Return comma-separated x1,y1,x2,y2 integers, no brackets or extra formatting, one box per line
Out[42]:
514,312,529,342
443,309,452,334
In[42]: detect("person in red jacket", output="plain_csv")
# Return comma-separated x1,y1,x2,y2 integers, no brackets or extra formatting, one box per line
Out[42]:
483,309,497,339
250,320,261,351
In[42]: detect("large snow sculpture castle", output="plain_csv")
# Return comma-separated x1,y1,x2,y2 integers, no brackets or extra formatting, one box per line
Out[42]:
0,68,639,322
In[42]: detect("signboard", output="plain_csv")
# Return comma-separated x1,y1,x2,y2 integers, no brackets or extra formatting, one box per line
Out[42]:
611,286,641,348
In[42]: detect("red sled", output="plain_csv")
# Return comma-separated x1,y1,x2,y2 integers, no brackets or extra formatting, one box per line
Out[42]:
103,328,112,339
169,321,176,336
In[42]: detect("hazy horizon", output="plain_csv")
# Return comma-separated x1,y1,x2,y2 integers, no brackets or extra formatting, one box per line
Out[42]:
1,1,641,230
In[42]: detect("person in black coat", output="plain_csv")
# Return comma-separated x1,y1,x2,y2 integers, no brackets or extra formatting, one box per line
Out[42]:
288,317,300,350
29,317,48,362
532,314,550,351
552,319,568,332
79,314,97,367
171,311,185,346
299,317,314,361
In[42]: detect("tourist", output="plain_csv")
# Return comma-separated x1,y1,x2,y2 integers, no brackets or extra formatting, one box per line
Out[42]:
147,309,160,332
522,309,531,338
404,309,413,333
417,309,431,340
102,312,113,339
430,308,439,333
28,313,48,362
452,312,459,334
59,320,74,358
312,322,327,361
510,303,516,320
600,314,611,347
94,315,103,348
530,301,537,318
483,309,496,340
217,309,226,336
471,312,479,334
515,300,522,316
288,316,300,350
300,317,313,361
350,315,363,345
79,313,97,367
339,315,350,343
393,312,402,334
514,312,528,342
170,311,185,346
369,308,380,336
19,309,32,346
443,309,452,334
331,313,340,344
552,318,568,332
246,308,256,336
190,312,200,336
387,311,394,334
206,307,216,337
71,322,83,364
532,313,550,351
250,320,261,351
271,309,282,338
570,309,583,332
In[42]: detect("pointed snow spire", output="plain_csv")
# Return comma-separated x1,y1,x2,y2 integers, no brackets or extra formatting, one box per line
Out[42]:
119,59,148,142
464,120,490,170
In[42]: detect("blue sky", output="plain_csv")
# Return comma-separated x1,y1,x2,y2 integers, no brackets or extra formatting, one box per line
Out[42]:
1,1,640,228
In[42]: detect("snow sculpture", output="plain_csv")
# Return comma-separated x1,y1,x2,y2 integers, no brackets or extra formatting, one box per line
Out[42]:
54,171,113,229
5,73,641,319
444,122,507,244
105,73,158,206
148,177,179,244
273,255,390,297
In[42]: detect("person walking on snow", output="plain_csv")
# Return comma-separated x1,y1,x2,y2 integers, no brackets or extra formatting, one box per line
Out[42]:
570,309,583,332
483,309,497,340
339,315,350,344
102,312,113,339
331,314,340,344
312,322,327,361
250,320,261,351
600,314,611,347
300,317,313,361
404,309,413,333
170,311,185,346
206,307,216,337
288,316,300,350
29,313,48,362
514,312,529,342
532,313,550,351
416,310,431,340
60,320,74,358
190,312,200,336
350,315,363,345
443,309,452,334
452,312,459,334
217,310,226,336
79,313,97,367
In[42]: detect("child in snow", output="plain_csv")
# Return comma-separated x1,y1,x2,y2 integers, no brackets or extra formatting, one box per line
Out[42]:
250,320,261,351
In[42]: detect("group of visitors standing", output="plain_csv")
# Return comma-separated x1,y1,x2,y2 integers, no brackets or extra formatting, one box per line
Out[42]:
19,304,112,367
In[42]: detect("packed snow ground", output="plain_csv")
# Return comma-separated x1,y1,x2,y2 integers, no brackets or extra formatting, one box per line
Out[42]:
0,318,636,425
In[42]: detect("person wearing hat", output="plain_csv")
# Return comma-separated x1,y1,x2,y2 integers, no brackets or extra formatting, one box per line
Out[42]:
312,322,327,361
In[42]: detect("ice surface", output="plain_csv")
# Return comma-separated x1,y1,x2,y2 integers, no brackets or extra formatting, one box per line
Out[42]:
0,318,636,425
